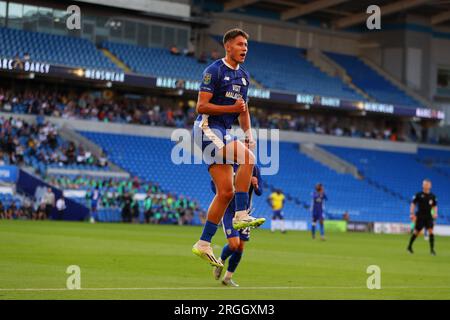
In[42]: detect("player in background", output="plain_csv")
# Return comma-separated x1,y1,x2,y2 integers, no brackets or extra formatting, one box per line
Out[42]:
192,28,265,267
89,186,101,223
212,165,263,287
407,179,438,256
268,189,286,233
311,183,327,240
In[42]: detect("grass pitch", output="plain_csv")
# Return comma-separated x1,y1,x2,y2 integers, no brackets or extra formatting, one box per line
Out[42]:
1,220,449,300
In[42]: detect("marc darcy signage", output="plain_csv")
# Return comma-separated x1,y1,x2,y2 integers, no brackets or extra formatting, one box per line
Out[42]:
0,58,50,74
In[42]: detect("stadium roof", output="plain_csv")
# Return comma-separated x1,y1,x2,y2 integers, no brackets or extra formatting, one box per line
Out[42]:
216,0,450,28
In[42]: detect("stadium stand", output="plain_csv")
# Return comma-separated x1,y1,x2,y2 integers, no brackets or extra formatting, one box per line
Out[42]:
243,41,364,100
1,87,403,140
0,88,407,142
78,131,212,205
77,131,419,224
417,148,450,182
0,24,423,107
323,146,450,224
77,131,281,223
0,193,29,219
0,116,109,175
103,39,364,101
102,41,207,79
268,142,407,223
326,52,421,107
46,174,202,225
0,27,119,71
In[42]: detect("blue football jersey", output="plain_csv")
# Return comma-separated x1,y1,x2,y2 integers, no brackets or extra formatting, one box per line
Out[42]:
196,58,250,129
312,192,327,215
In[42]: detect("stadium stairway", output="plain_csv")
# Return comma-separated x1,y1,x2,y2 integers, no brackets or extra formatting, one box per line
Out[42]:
325,52,421,107
100,48,132,73
306,49,373,102
55,122,129,176
232,39,366,101
300,142,360,177
360,57,433,108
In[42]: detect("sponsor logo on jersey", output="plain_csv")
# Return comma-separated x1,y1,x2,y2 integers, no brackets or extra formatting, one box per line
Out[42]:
225,91,243,100
242,78,247,86
203,73,211,85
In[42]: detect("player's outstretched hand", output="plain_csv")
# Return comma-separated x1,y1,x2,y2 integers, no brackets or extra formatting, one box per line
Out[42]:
232,98,246,113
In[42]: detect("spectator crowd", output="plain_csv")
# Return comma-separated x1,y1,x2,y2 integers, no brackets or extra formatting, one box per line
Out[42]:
0,115,108,170
46,175,205,225
0,87,427,144
0,188,62,221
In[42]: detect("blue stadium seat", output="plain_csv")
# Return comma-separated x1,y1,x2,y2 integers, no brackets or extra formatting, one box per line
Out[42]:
323,146,450,224
243,41,365,101
102,41,207,80
103,40,365,101
0,27,120,71
75,131,450,225
326,52,421,107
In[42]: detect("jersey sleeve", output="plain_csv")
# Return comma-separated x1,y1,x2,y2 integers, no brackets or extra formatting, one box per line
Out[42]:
433,195,438,206
199,65,219,93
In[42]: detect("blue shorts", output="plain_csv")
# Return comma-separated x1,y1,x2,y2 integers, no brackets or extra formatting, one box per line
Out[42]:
222,202,250,242
312,213,324,222
193,119,236,167
272,210,284,220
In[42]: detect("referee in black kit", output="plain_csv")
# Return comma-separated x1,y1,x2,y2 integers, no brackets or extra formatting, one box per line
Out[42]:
407,179,438,256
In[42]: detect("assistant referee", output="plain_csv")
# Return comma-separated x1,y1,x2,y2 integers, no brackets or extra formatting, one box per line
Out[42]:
407,179,438,256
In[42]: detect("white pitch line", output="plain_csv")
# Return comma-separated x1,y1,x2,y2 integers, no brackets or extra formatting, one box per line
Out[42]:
1,286,450,292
